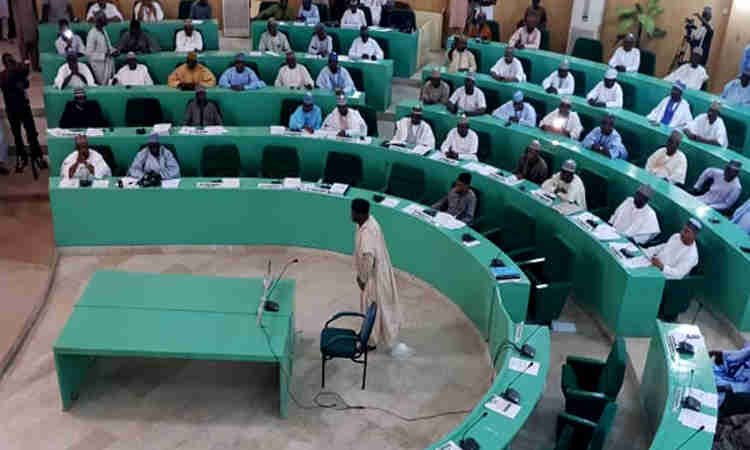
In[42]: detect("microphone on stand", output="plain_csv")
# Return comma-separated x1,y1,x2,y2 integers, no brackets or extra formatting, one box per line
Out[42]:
680,369,701,412
501,361,535,405
265,258,300,312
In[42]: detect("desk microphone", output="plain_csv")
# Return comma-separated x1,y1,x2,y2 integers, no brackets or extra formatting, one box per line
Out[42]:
675,425,705,450
264,258,299,312
501,361,534,405
681,369,701,412
458,411,488,450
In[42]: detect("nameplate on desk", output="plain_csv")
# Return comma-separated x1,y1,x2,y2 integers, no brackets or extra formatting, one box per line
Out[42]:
485,395,521,419
463,161,498,177
678,409,716,432
530,189,555,205
59,179,80,188
258,183,283,190
196,178,240,189
669,330,706,352
491,173,523,186
429,152,460,166
508,357,540,376
552,202,583,216
374,197,400,208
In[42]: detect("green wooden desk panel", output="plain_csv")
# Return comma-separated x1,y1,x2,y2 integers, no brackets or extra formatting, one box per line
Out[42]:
43,85,363,128
48,178,529,335
41,50,391,111
38,20,220,54
429,325,550,449
641,321,716,449
454,39,750,152
77,270,295,316
250,20,417,77
397,99,750,332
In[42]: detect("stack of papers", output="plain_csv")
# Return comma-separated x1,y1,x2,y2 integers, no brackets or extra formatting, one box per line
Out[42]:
329,183,349,196
434,212,465,230
429,152,460,166
572,211,599,230
269,126,286,135
58,178,79,188
552,202,583,216
85,128,104,137
491,172,523,186
378,197,400,208
678,409,717,432
463,162,497,177
92,179,109,188
531,189,556,204
485,395,521,419
508,357,540,375
282,178,302,190
591,223,621,241
151,123,171,136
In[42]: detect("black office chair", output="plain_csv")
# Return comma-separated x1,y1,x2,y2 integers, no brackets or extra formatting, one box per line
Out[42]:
518,234,575,324
261,145,300,179
316,3,330,22
347,66,364,92
526,97,547,121
578,168,609,216
90,145,119,176
468,48,481,71
540,29,550,50
553,393,617,450
162,144,193,177
323,152,363,186
258,1,277,14
178,0,193,19
639,49,656,76
723,116,747,153
359,5,373,26
487,20,500,42
483,89,501,112
352,105,379,137
619,80,636,111
201,145,241,177
519,57,532,82
572,38,604,63
382,8,416,33
384,163,426,203
476,130,492,162
374,37,389,59
569,69,587,97
280,98,302,128
125,98,164,127
321,302,377,389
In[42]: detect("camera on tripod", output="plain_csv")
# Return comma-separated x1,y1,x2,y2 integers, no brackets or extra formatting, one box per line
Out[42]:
684,17,697,37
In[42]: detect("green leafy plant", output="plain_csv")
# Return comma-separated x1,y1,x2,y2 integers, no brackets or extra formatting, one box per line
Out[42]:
616,0,667,46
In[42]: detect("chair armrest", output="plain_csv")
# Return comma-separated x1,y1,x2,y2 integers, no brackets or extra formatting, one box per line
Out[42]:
325,312,366,328
557,412,597,432
564,356,605,392
553,424,576,450
564,391,609,421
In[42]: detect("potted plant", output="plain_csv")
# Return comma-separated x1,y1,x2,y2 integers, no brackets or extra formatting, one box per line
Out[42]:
616,0,667,46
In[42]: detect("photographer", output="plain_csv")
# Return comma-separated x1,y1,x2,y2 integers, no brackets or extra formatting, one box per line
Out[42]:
687,6,713,62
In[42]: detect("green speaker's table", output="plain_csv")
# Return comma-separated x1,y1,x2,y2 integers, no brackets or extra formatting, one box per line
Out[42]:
54,270,295,417
454,38,750,153
423,68,750,203
47,127,664,336
396,100,750,333
43,85,364,128
38,20,220,54
41,50,392,111
251,20,417,78
641,321,716,449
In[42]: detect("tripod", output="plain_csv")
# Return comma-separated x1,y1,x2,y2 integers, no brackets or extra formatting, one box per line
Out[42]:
14,143,45,180
669,34,692,73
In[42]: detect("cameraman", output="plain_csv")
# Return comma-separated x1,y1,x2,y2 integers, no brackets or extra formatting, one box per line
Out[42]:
688,6,713,61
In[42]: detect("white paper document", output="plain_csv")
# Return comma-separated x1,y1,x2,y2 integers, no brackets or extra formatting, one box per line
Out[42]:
258,183,283,189
552,202,583,216
379,197,400,208
202,126,228,135
485,395,521,419
508,357,540,376
685,388,719,410
221,178,240,188
678,409,716,432
92,179,109,188
464,239,480,248
429,152,460,165
491,172,523,187
85,128,104,137
669,330,706,351
436,441,462,450
269,126,286,135
282,178,302,190
592,223,621,241
572,211,599,229
463,161,497,176
161,179,180,189
48,128,78,137
58,178,79,188
329,183,349,195
411,144,431,156
531,189,555,204
120,177,139,189
435,212,465,230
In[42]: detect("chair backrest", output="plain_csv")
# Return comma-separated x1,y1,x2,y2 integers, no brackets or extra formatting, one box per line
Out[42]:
597,336,627,399
280,98,302,128
540,29,550,50
359,5,373,26
587,402,617,450
579,168,608,212
323,151,363,186
487,20,500,42
90,144,118,176
374,37,389,59
178,0,193,19
476,130,492,162
386,163,426,202
383,9,415,33
348,66,364,92
468,48,481,71
358,302,378,348
261,145,300,178
569,69,587,97
526,97,547,120
201,144,241,177
259,1,276,14
502,206,536,251
723,116,747,152
519,57,532,81
125,98,164,127
639,49,656,76
352,104,379,137
572,38,603,63
618,80,636,111
330,32,342,53
316,3,330,22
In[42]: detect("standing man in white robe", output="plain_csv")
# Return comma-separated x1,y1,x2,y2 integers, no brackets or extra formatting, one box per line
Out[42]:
86,0,123,23
542,59,575,95
391,105,435,148
60,135,111,179
275,52,314,89
643,219,701,279
609,33,640,72
86,13,118,86
351,198,411,358
348,26,384,60
609,185,661,244
441,114,479,160
541,159,587,208
645,130,688,185
322,94,368,137
539,96,583,140
111,52,153,86
647,81,693,128
587,68,623,108
664,49,709,90
490,46,526,82
684,101,728,148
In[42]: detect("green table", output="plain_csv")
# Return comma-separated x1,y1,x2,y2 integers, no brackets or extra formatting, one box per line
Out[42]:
38,20,220,54
41,50,391,111
43,85,363,128
46,127,665,336
396,99,750,333
54,270,295,417
641,321,716,449
453,38,750,153
425,68,750,201
251,20,417,78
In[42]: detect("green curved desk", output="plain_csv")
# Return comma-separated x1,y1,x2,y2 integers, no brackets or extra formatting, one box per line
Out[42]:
40,50,392,111
49,174,548,448
452,38,750,153
43,85,363,128
641,321,716,449
38,20,220,54
250,20,417,78
395,99,750,333
422,68,750,205
46,127,664,336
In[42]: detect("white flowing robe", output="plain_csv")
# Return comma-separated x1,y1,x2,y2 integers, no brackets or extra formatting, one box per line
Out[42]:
54,62,96,88
608,197,660,244
274,64,314,88
664,64,709,90
85,27,115,85
586,81,623,108
684,113,728,148
322,108,368,136
542,71,575,95
348,37,384,60
609,47,640,72
391,118,435,148
541,173,587,208
643,233,699,279
539,109,583,140
440,128,478,157
60,149,111,179
645,147,688,184
647,97,693,128
355,215,401,347
490,57,526,82
112,64,153,86
175,30,204,52
341,9,367,29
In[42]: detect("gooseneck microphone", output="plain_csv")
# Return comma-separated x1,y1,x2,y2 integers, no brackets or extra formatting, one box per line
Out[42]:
501,361,535,405
680,369,701,412
675,425,705,450
264,258,300,312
